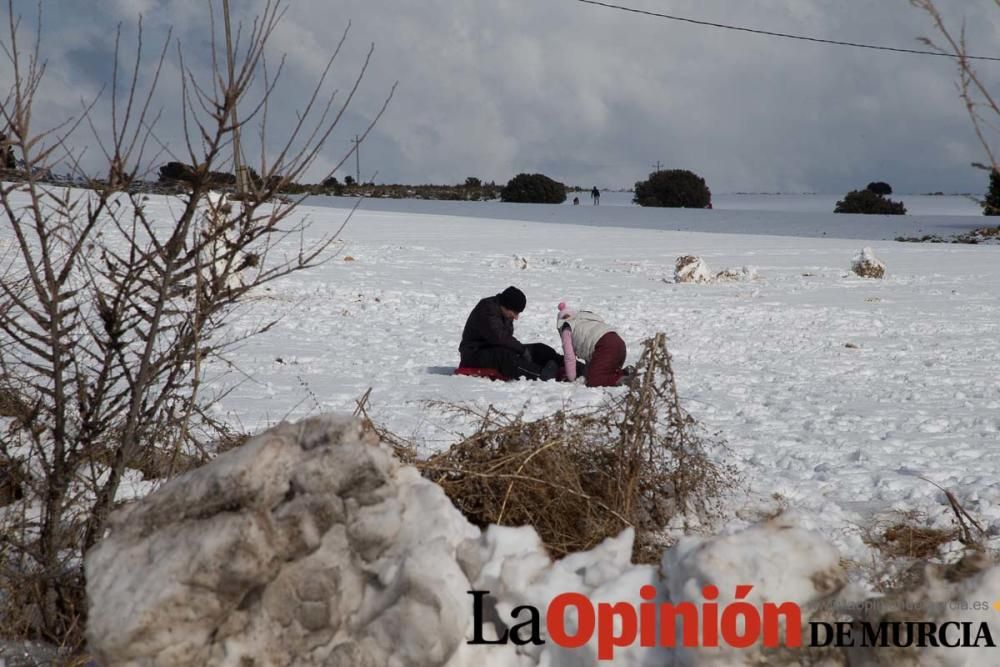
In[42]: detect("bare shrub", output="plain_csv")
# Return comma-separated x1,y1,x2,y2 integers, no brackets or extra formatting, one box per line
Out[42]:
419,334,733,563
0,0,393,648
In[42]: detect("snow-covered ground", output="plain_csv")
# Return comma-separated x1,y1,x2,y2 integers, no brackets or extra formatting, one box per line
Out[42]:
189,193,1000,578
3,189,998,583
560,191,983,216
304,192,985,241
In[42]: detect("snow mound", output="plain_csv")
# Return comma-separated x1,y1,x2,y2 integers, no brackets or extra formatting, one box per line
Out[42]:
675,255,714,283
851,247,886,279
86,415,480,667
714,265,758,282
84,416,1000,666
458,525,664,665
662,515,846,665
675,256,758,284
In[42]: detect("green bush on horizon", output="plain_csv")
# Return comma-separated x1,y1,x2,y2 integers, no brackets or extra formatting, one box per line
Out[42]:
834,189,906,215
633,169,711,208
866,181,893,196
501,173,567,204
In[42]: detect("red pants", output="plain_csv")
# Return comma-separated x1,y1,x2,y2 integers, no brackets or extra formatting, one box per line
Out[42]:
586,332,626,387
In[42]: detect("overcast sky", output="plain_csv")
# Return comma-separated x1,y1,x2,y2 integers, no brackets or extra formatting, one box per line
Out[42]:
5,0,1000,194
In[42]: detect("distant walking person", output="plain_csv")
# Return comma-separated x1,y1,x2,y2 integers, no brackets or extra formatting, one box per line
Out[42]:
591,186,600,205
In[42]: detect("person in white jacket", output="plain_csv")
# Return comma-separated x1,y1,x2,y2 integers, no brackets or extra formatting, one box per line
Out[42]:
556,302,633,387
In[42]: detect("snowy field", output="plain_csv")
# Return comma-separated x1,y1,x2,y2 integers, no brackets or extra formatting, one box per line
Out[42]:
304,192,985,241
192,192,1000,578
580,191,982,216
3,188,998,582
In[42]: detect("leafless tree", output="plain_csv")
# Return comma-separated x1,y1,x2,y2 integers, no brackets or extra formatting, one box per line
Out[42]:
0,0,393,646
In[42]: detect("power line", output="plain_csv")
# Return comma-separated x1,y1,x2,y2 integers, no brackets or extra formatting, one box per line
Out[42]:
575,0,1000,62
351,135,362,184
222,0,250,195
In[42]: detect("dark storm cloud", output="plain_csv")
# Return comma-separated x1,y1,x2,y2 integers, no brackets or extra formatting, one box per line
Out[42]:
4,0,1000,193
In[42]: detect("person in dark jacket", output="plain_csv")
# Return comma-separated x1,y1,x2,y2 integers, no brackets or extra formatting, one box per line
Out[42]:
459,286,561,380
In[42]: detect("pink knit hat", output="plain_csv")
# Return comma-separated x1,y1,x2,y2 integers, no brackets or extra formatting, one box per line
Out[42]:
557,301,576,319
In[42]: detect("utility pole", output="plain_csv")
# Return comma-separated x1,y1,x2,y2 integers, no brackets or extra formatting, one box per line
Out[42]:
352,135,361,184
653,160,663,172
223,0,250,195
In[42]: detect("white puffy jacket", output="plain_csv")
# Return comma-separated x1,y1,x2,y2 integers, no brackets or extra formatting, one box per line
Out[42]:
556,309,615,363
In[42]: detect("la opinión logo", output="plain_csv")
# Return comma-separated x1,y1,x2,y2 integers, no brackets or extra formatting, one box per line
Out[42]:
468,587,998,660
468,585,800,660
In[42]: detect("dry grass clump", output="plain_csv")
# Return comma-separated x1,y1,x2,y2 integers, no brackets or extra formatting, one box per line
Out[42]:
861,483,989,592
212,429,254,456
853,264,885,279
420,407,621,558
863,507,972,565
851,247,886,279
878,522,959,560
860,512,959,593
418,334,733,563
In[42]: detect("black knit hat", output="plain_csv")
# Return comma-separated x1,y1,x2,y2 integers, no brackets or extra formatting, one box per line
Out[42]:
498,286,526,313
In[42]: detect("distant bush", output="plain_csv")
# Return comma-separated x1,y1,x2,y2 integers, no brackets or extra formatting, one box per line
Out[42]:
158,161,236,187
633,169,711,208
464,176,482,188
983,170,1000,216
866,181,893,195
501,173,567,204
834,189,906,215
158,161,194,182
322,175,344,195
